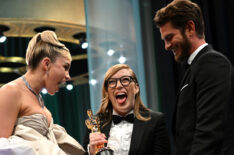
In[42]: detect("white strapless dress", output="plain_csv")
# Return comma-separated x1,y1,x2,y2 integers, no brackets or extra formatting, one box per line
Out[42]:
0,114,85,155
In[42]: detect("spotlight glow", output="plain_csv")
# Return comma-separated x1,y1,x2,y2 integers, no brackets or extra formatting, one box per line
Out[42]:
118,56,126,64
41,88,48,94
107,49,115,56
90,79,97,85
81,42,88,49
0,36,6,43
66,84,73,90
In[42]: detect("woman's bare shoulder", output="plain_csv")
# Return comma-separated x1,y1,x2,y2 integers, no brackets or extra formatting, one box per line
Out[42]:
0,80,22,105
0,80,22,137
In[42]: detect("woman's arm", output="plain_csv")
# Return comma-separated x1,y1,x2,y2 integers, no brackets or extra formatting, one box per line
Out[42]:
0,84,20,138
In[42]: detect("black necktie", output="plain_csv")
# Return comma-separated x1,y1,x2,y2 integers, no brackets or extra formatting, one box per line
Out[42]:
182,60,190,70
112,114,134,124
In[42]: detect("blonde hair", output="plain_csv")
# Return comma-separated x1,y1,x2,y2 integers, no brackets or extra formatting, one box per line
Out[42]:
26,30,71,70
97,64,151,127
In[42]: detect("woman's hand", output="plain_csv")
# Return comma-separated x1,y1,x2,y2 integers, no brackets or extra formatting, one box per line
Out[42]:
89,132,108,155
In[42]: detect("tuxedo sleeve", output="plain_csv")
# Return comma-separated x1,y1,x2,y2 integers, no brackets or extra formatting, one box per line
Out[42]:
191,52,232,155
152,112,171,155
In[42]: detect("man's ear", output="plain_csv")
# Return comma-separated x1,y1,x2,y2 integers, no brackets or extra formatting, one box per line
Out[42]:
186,20,195,36
41,57,51,71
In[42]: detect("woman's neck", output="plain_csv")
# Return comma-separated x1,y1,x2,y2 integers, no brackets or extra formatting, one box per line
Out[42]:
24,71,44,94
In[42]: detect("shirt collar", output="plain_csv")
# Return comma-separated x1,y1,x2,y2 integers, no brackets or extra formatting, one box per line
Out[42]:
187,43,208,65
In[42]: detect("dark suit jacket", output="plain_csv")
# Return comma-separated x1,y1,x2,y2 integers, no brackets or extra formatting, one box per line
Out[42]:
173,45,234,155
83,111,171,155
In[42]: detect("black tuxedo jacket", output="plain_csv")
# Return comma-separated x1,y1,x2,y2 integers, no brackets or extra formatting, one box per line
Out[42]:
173,45,234,155
83,111,171,155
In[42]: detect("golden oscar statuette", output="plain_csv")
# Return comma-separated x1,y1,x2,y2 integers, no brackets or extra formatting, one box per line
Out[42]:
85,109,114,155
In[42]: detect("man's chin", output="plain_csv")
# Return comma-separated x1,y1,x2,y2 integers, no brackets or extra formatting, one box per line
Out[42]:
174,57,180,62
174,56,182,63
175,55,189,63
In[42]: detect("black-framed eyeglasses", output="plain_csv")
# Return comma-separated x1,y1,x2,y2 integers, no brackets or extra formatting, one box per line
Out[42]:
106,76,135,88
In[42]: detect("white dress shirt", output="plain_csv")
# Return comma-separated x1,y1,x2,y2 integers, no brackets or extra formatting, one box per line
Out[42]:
187,43,208,65
107,110,134,155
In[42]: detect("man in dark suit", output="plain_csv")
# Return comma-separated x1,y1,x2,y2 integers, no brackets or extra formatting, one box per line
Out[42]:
83,64,171,155
154,0,234,155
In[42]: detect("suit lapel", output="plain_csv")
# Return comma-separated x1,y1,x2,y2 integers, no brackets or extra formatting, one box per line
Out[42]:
101,121,112,139
190,45,211,66
129,117,147,154
173,45,211,134
177,44,211,98
172,67,191,135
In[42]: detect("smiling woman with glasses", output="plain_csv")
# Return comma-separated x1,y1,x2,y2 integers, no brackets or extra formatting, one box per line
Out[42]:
83,63,171,155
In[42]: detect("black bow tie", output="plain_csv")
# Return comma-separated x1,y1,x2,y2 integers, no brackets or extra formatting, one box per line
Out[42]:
112,114,134,124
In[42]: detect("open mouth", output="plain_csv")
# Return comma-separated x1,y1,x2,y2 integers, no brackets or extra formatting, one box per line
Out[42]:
171,47,177,56
115,93,127,105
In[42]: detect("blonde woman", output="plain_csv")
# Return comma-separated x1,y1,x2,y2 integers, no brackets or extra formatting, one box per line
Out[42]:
0,31,84,155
